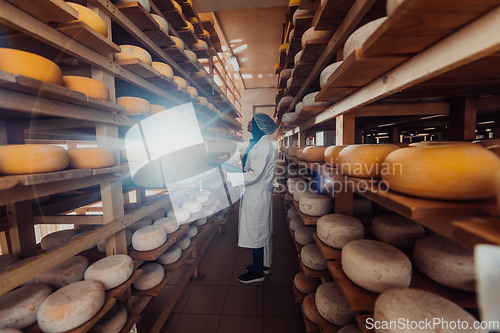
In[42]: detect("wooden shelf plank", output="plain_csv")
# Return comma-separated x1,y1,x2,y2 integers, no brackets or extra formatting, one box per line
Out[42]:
300,256,330,278
301,305,321,332
178,28,198,45
164,241,196,272
144,29,175,48
286,38,302,66
147,75,178,90
301,40,331,63
128,225,189,261
295,13,315,36
161,9,188,30
162,46,190,63
51,21,121,55
106,268,143,300
132,271,173,297
293,61,317,77
114,58,161,79
313,234,341,261
179,60,201,73
313,0,353,31
290,106,329,126
279,48,287,68
155,0,176,11
4,0,78,24
192,48,212,59
452,217,500,248
115,1,160,31
91,166,128,176
119,314,141,333
0,169,92,187
357,315,374,333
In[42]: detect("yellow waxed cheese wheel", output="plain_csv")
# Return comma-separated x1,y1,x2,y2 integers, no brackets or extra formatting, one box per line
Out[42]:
382,144,500,200
303,293,321,324
173,1,181,12
296,148,305,160
62,76,109,101
157,244,182,264
188,16,199,25
488,145,500,158
274,63,280,71
114,45,152,65
133,263,165,290
207,103,215,111
315,282,356,326
151,14,168,32
132,225,167,251
66,3,107,37
171,36,185,50
344,17,387,59
89,302,127,333
191,39,208,50
41,229,77,251
289,0,300,6
301,244,327,270
474,139,500,148
302,27,333,49
184,50,197,62
200,16,214,26
0,284,52,330
84,254,134,290
117,96,151,114
201,29,211,39
279,43,290,52
0,48,63,85
152,62,174,79
192,69,208,77
0,144,69,175
36,256,89,289
151,104,167,114
371,215,425,248
288,147,298,157
338,144,399,178
173,76,188,90
68,148,115,169
303,146,328,162
197,96,208,106
186,22,195,34
294,271,321,294
323,145,346,167
186,86,198,98
37,281,105,332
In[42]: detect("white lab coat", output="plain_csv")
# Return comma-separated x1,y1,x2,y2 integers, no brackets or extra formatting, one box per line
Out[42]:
236,136,275,267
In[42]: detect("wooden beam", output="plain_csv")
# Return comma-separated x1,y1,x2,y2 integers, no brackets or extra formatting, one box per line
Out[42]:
334,112,355,216
354,103,449,117
7,201,37,257
33,215,104,225
448,97,477,141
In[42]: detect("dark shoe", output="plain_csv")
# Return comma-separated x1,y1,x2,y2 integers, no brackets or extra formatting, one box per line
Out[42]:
245,265,270,275
238,270,265,284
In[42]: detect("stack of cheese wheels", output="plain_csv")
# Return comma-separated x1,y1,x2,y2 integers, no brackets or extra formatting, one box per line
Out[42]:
386,0,404,16
84,254,134,290
68,148,115,169
324,145,347,167
151,104,167,114
287,177,303,194
151,14,168,32
0,254,19,273
299,193,331,216
171,36,185,49
301,244,327,270
353,195,372,215
301,27,333,49
89,302,127,333
0,284,52,330
280,96,294,105
152,62,174,79
37,280,105,332
371,215,425,248
157,244,182,265
41,229,77,251
343,17,387,59
97,229,132,253
413,236,475,291
63,76,110,101
317,214,363,249
338,326,361,333
117,96,151,114
127,217,153,232
188,225,198,238
373,288,478,332
303,293,321,324
382,143,500,200
320,61,343,88
295,226,316,245
154,216,179,234
341,239,412,293
294,272,321,294
36,256,89,289
315,282,356,325
177,233,191,250
338,144,399,178
303,146,328,162
133,263,165,290
66,3,107,37
132,225,167,251
0,145,69,175
303,92,332,107
114,45,152,65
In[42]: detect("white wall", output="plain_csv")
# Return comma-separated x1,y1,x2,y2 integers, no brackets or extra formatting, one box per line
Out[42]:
240,88,276,145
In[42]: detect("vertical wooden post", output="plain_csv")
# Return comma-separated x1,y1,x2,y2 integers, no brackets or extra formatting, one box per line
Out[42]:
298,132,306,148
0,231,10,254
389,127,400,143
448,98,477,141
335,113,355,216
7,201,36,257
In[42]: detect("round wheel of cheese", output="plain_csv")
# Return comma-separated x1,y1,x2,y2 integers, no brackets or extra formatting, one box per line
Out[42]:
317,214,363,249
353,196,372,215
341,239,411,293
386,0,404,16
302,27,333,49
282,112,296,124
293,9,314,26
0,329,22,333
196,194,209,203
127,217,153,232
372,215,425,248
324,145,347,167
151,104,167,114
188,225,198,238
288,147,299,157
303,146,328,162
171,36,184,50
152,62,174,79
294,189,315,203
338,144,399,178
294,50,303,65
0,48,63,85
299,193,331,217
382,144,500,200
303,293,321,324
66,3,107,37
182,201,202,214
184,50,197,62
303,92,333,108
37,280,105,332
186,86,198,98
320,61,343,88
0,144,69,175
84,254,134,290
36,256,89,289
89,302,127,333
338,325,362,333
133,263,165,290
280,69,293,81
41,229,77,251
414,237,474,291
63,76,110,101
154,216,179,234
194,217,208,226
286,77,293,89
116,96,151,114
173,76,188,90
373,288,478,333
151,14,168,32
197,96,208,106
0,254,19,273
344,17,387,59
0,284,52,330
132,226,167,252
295,226,316,245
294,272,321,294
157,244,182,265
295,102,304,114
191,39,208,50
301,244,327,270
68,148,115,169
287,208,300,219
5,258,37,286
315,282,356,326
97,229,132,253
280,96,294,105
114,45,152,65
177,233,191,250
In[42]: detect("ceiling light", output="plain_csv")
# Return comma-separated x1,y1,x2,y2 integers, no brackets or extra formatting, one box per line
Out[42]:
241,74,253,79
230,56,240,72
258,74,263,78
378,123,395,127
233,44,247,53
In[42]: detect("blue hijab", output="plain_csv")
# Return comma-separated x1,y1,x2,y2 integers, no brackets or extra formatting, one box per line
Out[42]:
242,117,265,167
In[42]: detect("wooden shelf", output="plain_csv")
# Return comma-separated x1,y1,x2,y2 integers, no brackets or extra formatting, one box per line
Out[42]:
294,13,315,36
293,61,317,77
116,1,160,31
120,314,141,333
114,58,161,79
279,48,287,68
132,271,174,297
161,9,188,30
290,106,329,126
144,29,175,48
301,305,321,333
128,225,189,261
154,0,177,12
4,0,78,24
313,234,341,261
301,40,331,63
192,48,212,59
357,315,374,333
106,269,144,300
146,75,178,90
178,28,198,45
286,38,302,66
162,46,190,63
164,241,196,272
179,60,201,73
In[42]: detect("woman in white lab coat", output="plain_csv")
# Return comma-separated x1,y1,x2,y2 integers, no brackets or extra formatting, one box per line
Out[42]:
226,113,277,283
